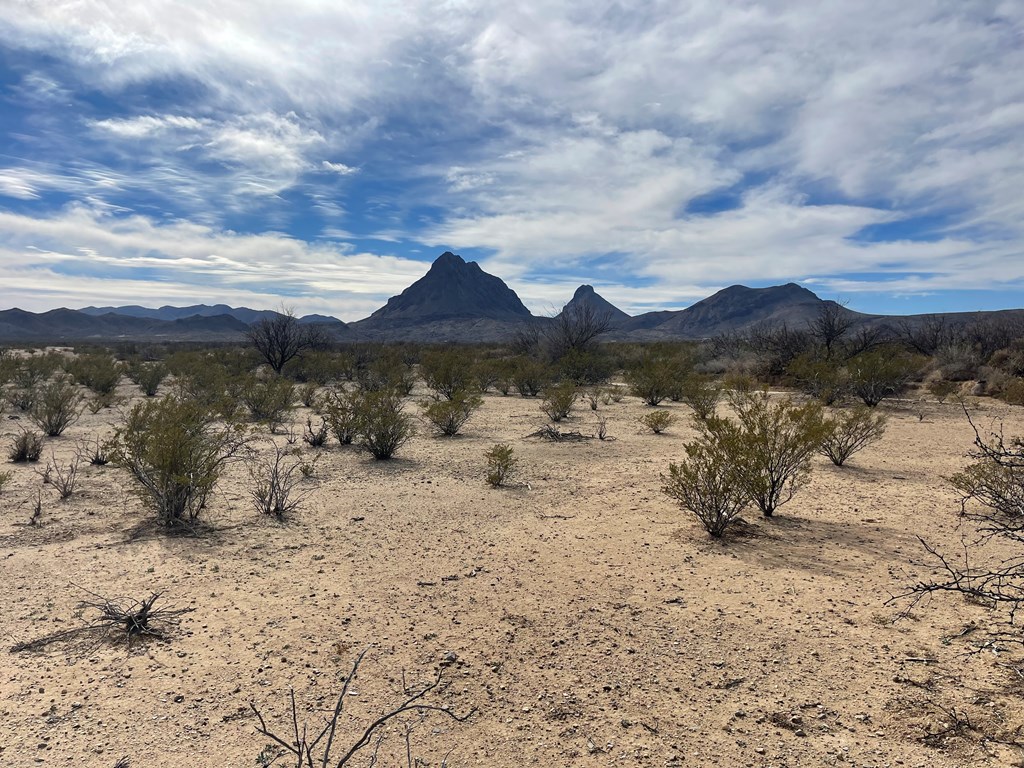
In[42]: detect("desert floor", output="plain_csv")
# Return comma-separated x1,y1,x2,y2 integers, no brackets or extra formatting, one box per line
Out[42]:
1,382,1023,767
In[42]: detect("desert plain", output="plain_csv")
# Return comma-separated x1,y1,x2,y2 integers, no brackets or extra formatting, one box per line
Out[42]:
1,378,1022,767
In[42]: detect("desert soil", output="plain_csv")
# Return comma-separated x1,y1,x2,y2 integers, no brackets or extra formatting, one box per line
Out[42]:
1,381,1023,767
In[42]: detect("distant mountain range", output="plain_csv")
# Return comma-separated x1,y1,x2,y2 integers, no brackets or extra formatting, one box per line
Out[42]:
0,250,1020,343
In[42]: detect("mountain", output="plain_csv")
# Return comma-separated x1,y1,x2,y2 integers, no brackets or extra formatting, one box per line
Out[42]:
0,308,251,341
360,252,532,325
621,283,854,338
79,303,343,326
560,285,630,325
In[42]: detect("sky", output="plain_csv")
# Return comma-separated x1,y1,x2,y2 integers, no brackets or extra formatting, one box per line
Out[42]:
0,1,1022,321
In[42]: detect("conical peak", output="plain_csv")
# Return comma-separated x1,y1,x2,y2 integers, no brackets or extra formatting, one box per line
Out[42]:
432,251,466,269
573,284,596,298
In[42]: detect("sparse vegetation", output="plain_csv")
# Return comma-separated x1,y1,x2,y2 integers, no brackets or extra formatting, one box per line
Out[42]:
420,390,482,436
247,444,310,518
663,432,750,537
485,443,518,487
9,429,44,463
246,309,328,374
848,348,921,407
320,389,359,445
135,362,168,396
238,375,295,432
677,374,722,420
540,380,577,422
819,406,887,466
30,378,83,436
302,416,329,447
110,396,248,528
41,451,80,500
353,391,413,459
67,353,121,395
639,409,677,434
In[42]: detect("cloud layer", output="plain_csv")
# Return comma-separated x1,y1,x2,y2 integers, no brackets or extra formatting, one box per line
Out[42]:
0,1,1021,316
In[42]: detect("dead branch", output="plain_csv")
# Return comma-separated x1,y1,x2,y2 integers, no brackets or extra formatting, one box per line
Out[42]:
250,649,475,768
524,425,594,442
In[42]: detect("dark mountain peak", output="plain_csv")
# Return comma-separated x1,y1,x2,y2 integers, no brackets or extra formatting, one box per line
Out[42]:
561,284,630,324
363,251,532,324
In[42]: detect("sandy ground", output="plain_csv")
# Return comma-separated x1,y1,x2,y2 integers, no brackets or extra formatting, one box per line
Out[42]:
1,380,1023,767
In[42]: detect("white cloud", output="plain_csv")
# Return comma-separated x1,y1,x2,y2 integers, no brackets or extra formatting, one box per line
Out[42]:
322,161,358,175
0,205,429,319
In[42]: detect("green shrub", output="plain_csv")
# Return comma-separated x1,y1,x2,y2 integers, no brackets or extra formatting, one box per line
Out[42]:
420,349,477,400
298,382,319,408
238,375,295,431
353,391,414,459
677,374,722,420
1000,377,1024,406
639,410,677,434
0,469,12,493
786,354,848,405
625,355,679,406
420,391,482,436
30,378,83,436
356,350,415,394
540,380,577,422
110,396,247,527
662,433,750,537
819,406,887,466
558,348,615,386
703,391,827,517
8,430,43,462
135,362,168,397
67,353,122,395
926,378,959,403
319,389,359,445
848,349,921,407
484,443,518,487
511,357,551,397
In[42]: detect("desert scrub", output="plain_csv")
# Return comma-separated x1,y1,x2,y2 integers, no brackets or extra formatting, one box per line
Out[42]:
540,380,577,422
624,354,683,406
247,444,310,519
703,391,827,517
510,357,551,397
848,348,921,407
302,416,329,447
420,348,478,400
0,469,11,493
110,396,248,528
238,375,295,431
30,378,83,436
639,409,678,434
819,406,887,466
663,433,750,537
8,430,43,462
135,362,168,397
484,443,518,487
420,390,482,436
66,353,121,395
319,389,360,445
677,374,722,420
353,390,414,459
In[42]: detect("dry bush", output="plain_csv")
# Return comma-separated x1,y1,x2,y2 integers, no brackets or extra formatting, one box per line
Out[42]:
111,396,248,528
540,380,577,422
0,469,12,494
702,391,827,517
894,409,1024,646
298,381,319,408
247,445,310,519
639,410,677,434
247,309,327,374
926,378,960,403
302,416,329,447
484,443,518,487
786,354,848,405
819,406,887,466
9,429,43,462
353,391,413,460
30,378,83,436
80,434,111,466
420,391,482,436
41,451,80,500
663,433,750,537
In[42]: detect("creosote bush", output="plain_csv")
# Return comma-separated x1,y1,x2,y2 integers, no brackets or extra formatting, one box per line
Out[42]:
352,391,413,460
135,362,168,397
238,375,295,432
420,390,482,436
848,348,921,407
701,391,827,517
420,348,478,400
319,389,359,445
663,433,750,537
540,380,577,422
624,355,683,406
67,353,121,395
510,357,551,397
639,410,677,434
0,469,12,493
485,443,518,487
30,378,83,436
9,430,43,462
111,396,248,528
247,445,310,519
677,374,722,420
819,406,887,466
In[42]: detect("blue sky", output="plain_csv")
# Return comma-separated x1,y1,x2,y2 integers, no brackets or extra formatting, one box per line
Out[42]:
0,2,1022,321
